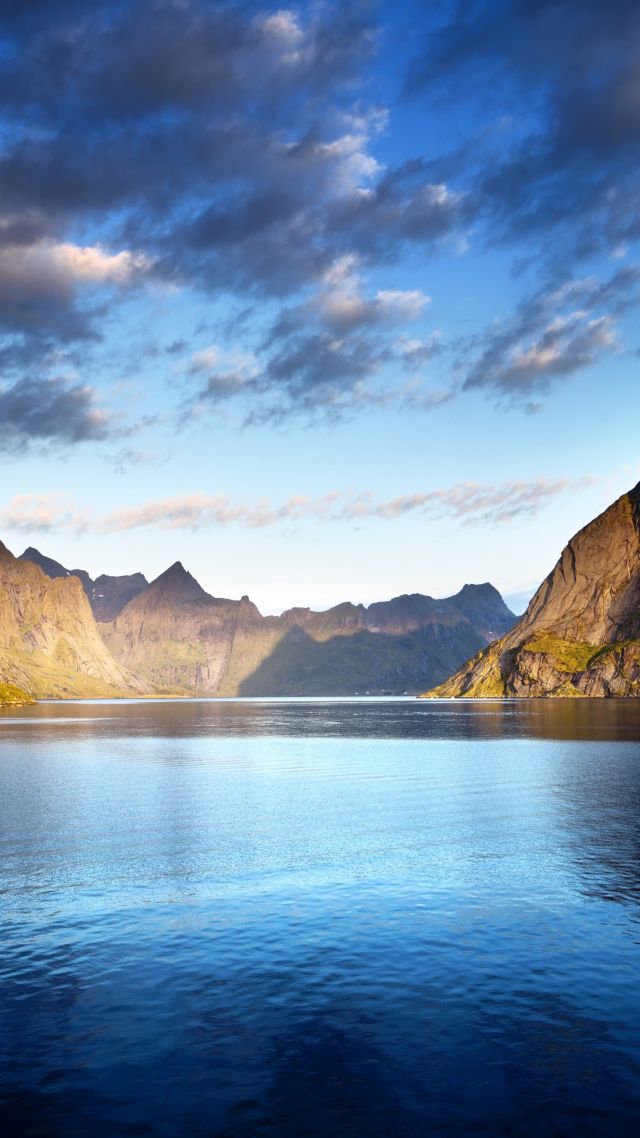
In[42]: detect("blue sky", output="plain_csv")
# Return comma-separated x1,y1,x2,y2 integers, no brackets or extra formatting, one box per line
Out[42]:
0,0,638,613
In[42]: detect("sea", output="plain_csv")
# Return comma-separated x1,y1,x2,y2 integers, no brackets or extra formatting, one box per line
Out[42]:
1,697,639,1137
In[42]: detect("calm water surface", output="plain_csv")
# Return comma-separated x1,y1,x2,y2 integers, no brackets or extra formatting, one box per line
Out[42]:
1,697,640,1137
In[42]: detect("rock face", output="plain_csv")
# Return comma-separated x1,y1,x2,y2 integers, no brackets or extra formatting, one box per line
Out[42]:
0,541,149,697
19,547,148,621
425,482,640,699
102,570,515,696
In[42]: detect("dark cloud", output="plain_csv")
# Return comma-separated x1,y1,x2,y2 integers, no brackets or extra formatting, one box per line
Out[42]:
407,1,640,263
329,159,469,258
2,1,636,432
187,262,441,421
0,376,114,452
0,2,463,297
0,0,467,428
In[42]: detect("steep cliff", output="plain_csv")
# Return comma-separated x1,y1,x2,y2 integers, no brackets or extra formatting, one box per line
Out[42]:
425,483,640,698
0,541,149,697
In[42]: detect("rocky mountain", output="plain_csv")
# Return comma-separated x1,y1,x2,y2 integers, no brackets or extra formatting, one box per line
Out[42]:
101,562,264,694
20,547,148,621
425,482,640,698
101,564,515,696
0,541,149,697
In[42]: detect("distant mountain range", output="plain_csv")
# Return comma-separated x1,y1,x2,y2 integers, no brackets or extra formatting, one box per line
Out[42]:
424,481,640,698
9,545,515,697
101,564,515,696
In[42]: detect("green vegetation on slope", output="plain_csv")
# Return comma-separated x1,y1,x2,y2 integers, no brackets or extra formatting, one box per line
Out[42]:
520,633,596,672
422,635,640,699
0,681,35,706
0,647,136,699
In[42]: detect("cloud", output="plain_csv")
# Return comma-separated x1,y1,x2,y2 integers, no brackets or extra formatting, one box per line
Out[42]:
187,257,437,421
102,476,592,529
0,475,584,537
0,1,475,429
329,164,468,259
460,267,640,400
1,0,634,434
0,238,149,339
333,478,595,524
0,493,88,533
0,1,463,309
0,376,114,452
407,0,640,264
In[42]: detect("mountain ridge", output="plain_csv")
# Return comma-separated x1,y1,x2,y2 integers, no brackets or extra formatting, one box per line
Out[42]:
19,547,148,622
101,569,515,696
8,539,518,698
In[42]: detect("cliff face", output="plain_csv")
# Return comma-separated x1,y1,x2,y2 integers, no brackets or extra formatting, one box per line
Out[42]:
0,541,148,697
425,483,640,699
102,571,515,696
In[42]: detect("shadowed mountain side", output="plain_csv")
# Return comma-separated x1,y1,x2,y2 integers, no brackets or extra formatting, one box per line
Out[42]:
19,546,93,595
0,541,149,697
90,573,149,621
19,547,148,621
237,623,489,696
102,571,515,696
425,482,640,699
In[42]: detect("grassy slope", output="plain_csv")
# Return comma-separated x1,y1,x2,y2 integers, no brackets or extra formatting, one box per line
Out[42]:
0,680,35,705
422,634,640,698
0,647,134,698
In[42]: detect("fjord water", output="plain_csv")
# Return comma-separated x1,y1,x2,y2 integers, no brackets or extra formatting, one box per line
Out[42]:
1,699,640,1137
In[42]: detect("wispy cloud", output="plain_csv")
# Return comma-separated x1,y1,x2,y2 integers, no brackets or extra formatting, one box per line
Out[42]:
0,493,89,534
459,267,640,402
0,476,593,536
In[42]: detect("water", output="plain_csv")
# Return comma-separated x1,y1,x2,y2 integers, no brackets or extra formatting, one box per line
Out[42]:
1,698,639,1137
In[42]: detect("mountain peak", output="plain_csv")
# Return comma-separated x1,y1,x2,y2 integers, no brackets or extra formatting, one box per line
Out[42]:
20,547,70,579
147,560,208,604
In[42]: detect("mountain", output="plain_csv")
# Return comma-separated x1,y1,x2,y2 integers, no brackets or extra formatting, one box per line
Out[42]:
236,584,515,696
102,567,515,696
19,547,148,621
425,482,640,698
100,562,264,693
0,541,149,697
20,546,94,595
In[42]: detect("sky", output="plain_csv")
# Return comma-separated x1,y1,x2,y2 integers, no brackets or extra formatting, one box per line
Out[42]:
0,0,639,614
